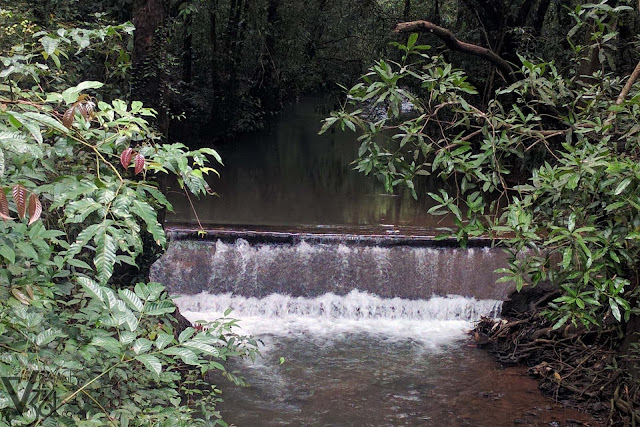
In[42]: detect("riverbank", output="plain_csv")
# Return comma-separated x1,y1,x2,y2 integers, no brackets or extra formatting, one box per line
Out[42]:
473,288,640,426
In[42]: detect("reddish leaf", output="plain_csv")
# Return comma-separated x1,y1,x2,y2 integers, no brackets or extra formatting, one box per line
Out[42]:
12,288,30,305
203,182,216,195
12,184,27,219
27,193,42,226
62,106,75,128
84,101,96,118
0,188,12,221
134,153,145,175
120,148,134,169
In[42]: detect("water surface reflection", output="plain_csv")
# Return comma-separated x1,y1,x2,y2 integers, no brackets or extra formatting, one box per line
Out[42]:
168,98,452,230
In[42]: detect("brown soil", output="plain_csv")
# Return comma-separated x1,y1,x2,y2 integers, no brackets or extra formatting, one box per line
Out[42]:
472,303,640,426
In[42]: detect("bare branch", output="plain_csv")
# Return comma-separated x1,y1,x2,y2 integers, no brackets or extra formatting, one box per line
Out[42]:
616,61,640,105
394,20,517,83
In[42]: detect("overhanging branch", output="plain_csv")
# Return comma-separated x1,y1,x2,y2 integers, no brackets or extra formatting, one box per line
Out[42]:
394,20,517,83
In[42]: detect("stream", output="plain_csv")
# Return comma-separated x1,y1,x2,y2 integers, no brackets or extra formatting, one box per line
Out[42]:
176,292,596,426
162,98,599,426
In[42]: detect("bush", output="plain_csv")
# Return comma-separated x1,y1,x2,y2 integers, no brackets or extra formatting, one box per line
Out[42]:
321,3,640,330
0,12,257,426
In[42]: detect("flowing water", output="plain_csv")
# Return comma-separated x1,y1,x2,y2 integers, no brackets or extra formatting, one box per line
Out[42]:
152,239,513,301
157,97,597,425
175,291,595,426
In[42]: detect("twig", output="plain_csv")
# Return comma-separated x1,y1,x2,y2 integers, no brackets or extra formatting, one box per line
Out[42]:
183,187,204,232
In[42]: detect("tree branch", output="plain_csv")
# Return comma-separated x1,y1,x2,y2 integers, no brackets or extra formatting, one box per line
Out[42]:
394,20,517,83
616,60,640,105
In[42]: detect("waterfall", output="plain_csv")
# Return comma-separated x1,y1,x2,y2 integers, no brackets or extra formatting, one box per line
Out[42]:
175,290,502,346
151,238,513,301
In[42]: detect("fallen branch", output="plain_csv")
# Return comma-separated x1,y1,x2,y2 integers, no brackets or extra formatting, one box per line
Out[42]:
394,20,517,83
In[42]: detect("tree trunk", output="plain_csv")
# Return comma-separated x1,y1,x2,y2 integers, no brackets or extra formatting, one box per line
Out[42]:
209,0,218,88
433,0,441,26
403,0,411,20
132,0,169,136
183,12,193,84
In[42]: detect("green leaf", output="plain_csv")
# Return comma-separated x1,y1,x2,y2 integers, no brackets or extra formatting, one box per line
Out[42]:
66,258,92,270
77,276,104,303
35,328,66,346
144,300,175,316
561,247,572,269
145,282,165,301
552,313,571,330
7,112,42,144
130,199,166,247
609,298,621,322
61,81,104,104
135,354,162,377
407,33,419,50
90,336,122,352
154,333,174,350
119,331,137,345
132,338,152,355
0,245,15,264
94,224,117,284
15,242,39,260
161,346,200,365
183,341,220,357
178,327,196,343
123,309,139,332
22,112,69,134
65,223,99,259
40,36,60,55
614,178,632,195
567,212,576,232
119,289,144,312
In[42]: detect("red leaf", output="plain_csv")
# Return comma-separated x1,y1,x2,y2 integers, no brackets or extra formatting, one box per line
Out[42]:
134,153,145,175
27,193,42,226
120,148,134,169
12,184,27,219
0,188,12,221
62,106,75,128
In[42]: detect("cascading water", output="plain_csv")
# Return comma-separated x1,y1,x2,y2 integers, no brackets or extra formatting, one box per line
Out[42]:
152,236,593,425
151,238,513,300
175,290,502,348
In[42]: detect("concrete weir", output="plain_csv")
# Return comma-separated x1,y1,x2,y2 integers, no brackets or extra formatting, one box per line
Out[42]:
150,227,515,301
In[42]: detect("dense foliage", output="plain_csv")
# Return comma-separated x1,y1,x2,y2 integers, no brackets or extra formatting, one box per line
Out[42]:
325,0,639,331
323,1,640,420
0,6,257,426
130,0,443,139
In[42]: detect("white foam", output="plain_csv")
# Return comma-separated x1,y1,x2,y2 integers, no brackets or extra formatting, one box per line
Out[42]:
174,290,501,348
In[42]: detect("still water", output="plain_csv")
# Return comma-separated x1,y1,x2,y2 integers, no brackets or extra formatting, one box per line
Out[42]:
167,98,450,230
176,292,595,427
